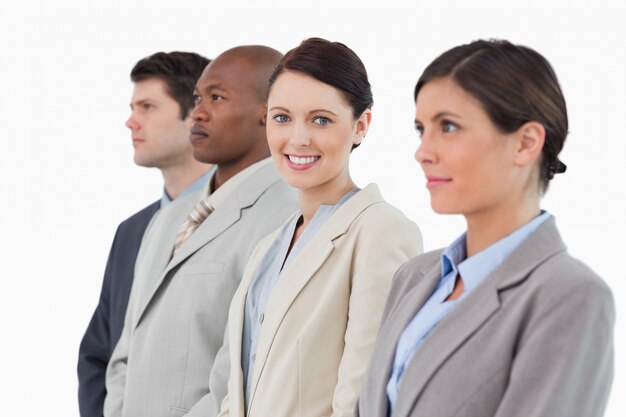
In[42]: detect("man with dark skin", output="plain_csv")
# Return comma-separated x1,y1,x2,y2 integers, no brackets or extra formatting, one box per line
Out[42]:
189,46,282,186
104,46,297,417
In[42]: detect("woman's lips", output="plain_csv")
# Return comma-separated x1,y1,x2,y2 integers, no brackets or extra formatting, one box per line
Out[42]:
426,175,452,189
284,154,320,171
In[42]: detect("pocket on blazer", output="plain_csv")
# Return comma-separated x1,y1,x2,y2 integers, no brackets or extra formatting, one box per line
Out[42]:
169,406,189,417
178,262,225,276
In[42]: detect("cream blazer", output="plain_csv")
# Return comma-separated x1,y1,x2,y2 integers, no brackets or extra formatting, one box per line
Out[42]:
217,183,423,417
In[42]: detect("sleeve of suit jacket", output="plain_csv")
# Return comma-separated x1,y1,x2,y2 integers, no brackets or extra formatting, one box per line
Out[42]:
78,201,159,417
185,327,231,417
493,255,615,417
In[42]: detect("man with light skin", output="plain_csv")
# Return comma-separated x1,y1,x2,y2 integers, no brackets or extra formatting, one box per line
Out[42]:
78,51,211,417
104,45,298,417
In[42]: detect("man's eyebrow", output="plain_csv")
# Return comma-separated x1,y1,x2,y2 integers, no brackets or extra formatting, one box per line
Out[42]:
130,98,152,108
204,84,228,93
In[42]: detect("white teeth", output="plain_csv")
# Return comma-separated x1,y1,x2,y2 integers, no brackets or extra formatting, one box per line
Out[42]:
288,155,318,165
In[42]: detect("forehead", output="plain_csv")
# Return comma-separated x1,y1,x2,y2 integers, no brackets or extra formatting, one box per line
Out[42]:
132,78,170,100
415,77,484,118
268,71,350,112
195,54,255,93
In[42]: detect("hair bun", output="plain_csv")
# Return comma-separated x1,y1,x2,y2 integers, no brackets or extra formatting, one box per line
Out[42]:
547,160,567,179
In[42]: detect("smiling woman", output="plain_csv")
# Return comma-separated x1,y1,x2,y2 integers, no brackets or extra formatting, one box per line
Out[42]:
217,38,423,417
267,71,367,199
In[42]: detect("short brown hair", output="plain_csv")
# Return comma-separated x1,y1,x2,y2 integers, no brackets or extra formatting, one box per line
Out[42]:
131,51,210,119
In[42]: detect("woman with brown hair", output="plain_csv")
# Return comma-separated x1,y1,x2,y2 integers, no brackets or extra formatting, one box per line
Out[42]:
357,39,614,417
217,38,423,417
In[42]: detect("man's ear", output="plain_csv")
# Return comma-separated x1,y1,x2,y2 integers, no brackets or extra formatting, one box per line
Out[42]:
260,104,268,126
514,121,545,167
353,109,372,147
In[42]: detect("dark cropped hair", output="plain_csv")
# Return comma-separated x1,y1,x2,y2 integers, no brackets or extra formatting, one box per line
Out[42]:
131,51,210,119
415,39,568,193
268,37,373,150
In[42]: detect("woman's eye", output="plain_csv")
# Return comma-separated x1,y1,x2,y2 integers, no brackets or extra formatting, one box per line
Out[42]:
142,103,154,110
313,116,331,126
442,120,459,133
273,114,290,123
415,124,424,138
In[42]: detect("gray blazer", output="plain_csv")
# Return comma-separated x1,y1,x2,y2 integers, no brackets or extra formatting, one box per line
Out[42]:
104,163,297,417
357,217,614,417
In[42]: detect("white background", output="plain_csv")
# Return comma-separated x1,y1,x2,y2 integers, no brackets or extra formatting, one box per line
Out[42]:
0,0,624,415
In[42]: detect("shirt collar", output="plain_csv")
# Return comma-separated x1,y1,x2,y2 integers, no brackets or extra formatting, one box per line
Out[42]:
440,211,551,293
441,233,466,279
198,158,273,210
160,168,213,208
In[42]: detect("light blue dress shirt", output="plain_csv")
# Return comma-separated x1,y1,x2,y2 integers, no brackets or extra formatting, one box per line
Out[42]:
242,189,359,409
386,211,550,413
159,169,212,208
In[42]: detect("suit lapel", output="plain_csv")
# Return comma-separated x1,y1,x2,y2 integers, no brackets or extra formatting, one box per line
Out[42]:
133,163,282,330
247,184,384,407
167,196,241,268
392,217,567,417
392,277,501,417
367,262,441,417
129,194,197,329
229,227,282,416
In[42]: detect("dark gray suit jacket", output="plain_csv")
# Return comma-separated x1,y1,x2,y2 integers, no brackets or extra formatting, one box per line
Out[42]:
357,217,614,417
78,200,160,417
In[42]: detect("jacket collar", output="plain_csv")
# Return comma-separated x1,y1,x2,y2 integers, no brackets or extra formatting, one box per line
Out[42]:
133,163,284,330
376,217,567,417
242,183,386,411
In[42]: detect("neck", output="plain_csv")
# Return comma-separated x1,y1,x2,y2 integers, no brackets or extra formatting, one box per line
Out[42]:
161,158,211,200
298,173,357,225
213,147,271,191
464,196,540,257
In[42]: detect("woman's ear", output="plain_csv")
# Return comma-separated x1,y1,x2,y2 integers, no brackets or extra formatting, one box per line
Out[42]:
353,109,372,147
514,121,545,167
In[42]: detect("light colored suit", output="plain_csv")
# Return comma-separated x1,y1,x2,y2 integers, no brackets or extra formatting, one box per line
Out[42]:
104,163,298,417
357,217,615,417
218,184,423,417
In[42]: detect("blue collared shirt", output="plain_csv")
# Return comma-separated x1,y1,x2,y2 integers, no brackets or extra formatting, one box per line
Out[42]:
242,189,359,409
385,211,551,413
160,169,212,208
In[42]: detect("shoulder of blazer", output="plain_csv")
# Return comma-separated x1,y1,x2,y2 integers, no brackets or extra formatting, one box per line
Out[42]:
233,162,288,210
385,249,442,311
515,236,613,303
116,200,160,234
313,183,393,243
352,197,417,230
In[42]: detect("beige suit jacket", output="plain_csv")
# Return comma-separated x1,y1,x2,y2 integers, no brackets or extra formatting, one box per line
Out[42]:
357,217,615,417
218,184,423,417
104,163,298,417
